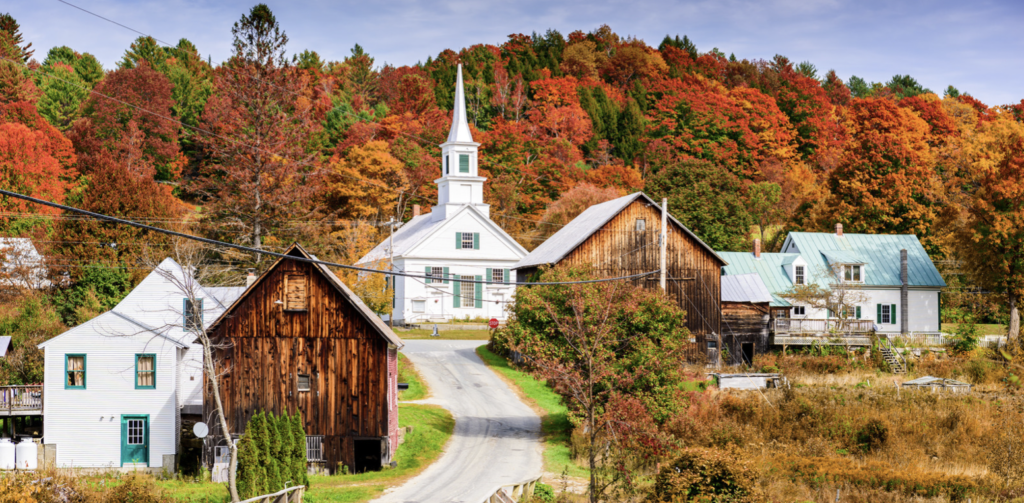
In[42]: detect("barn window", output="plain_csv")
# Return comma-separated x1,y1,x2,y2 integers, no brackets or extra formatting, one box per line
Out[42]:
298,374,311,392
635,219,646,231
136,354,156,389
707,341,718,349
794,266,805,285
285,273,308,311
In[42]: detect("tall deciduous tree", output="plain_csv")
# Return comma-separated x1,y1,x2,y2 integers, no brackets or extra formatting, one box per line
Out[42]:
196,4,321,261
951,112,1024,350
325,140,406,222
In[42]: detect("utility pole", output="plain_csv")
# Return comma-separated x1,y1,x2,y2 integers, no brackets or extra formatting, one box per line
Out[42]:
378,218,401,329
660,198,668,292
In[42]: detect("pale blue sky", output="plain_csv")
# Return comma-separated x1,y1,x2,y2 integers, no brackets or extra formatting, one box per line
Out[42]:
8,0,1024,105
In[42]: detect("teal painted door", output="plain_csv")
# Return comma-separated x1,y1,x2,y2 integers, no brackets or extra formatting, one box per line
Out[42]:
121,416,149,465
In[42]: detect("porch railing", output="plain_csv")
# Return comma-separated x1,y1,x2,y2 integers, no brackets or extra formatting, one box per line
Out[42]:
306,435,324,462
774,319,875,335
0,385,42,413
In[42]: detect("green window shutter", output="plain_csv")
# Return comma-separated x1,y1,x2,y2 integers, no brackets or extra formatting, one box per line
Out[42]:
455,232,461,249
453,279,461,308
425,266,432,284
473,233,480,250
459,154,470,173
504,269,511,284
475,275,483,308
443,267,449,284
486,268,492,284
856,306,861,319
891,304,897,325
877,304,882,324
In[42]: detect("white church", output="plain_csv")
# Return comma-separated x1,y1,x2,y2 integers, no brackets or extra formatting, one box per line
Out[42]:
357,64,528,325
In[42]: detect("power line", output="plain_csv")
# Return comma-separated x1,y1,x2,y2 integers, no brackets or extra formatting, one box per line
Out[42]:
0,189,657,287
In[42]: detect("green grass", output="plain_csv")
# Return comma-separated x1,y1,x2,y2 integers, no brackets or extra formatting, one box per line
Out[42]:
397,328,492,340
942,323,1006,336
397,352,427,401
151,404,454,503
475,345,588,478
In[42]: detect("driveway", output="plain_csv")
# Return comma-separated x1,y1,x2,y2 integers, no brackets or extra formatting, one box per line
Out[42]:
373,340,544,503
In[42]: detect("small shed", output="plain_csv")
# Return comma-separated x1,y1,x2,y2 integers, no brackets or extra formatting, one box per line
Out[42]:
719,274,772,365
901,376,972,393
709,373,786,390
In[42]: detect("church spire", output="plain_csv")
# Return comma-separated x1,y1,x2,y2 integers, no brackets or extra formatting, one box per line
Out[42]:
446,64,474,143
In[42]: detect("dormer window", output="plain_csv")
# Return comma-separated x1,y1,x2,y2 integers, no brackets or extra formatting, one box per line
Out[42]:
843,265,862,283
635,219,646,231
794,266,804,285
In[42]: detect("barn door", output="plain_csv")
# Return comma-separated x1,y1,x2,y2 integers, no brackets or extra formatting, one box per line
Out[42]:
706,340,719,367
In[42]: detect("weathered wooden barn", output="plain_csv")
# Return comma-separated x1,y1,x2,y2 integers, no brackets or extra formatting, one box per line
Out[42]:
201,244,403,474
513,192,725,362
719,273,773,366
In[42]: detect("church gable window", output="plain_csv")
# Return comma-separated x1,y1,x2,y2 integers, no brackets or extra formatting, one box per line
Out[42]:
459,154,470,173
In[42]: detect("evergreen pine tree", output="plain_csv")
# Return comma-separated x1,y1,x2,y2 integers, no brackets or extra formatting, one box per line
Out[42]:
35,63,88,131
292,413,310,486
278,413,294,486
616,98,645,164
250,412,271,496
235,422,260,499
265,412,283,492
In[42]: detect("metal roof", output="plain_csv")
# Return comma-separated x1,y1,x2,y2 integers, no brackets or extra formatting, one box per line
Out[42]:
784,232,945,287
0,336,10,357
718,252,798,307
902,376,971,387
514,192,725,270
721,274,773,304
357,213,445,264
821,250,867,265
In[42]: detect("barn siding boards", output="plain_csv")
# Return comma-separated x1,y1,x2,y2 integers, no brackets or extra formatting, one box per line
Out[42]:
523,197,723,361
202,244,401,474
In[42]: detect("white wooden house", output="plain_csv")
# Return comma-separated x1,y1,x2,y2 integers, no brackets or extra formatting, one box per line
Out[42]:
357,64,527,324
719,224,946,343
38,258,241,471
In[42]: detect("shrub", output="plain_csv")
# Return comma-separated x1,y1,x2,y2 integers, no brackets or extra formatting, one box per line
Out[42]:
950,316,980,354
531,482,555,502
291,413,310,487
265,413,283,492
105,473,171,503
647,448,759,502
779,456,975,499
855,419,888,452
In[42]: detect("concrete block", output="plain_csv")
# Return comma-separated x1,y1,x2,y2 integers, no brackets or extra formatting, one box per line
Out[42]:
162,455,177,476
43,444,56,467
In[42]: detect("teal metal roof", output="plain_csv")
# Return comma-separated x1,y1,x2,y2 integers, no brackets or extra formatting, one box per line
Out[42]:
784,233,945,287
718,252,798,307
821,250,867,265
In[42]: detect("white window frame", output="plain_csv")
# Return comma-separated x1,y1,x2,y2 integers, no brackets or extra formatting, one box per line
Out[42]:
460,276,475,307
412,299,426,313
794,266,804,285
844,264,863,283
792,306,806,316
427,266,444,284
636,219,646,231
880,304,891,324
461,232,474,249
491,269,504,283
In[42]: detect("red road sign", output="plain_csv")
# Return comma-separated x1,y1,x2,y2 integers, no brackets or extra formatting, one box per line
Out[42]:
489,318,499,329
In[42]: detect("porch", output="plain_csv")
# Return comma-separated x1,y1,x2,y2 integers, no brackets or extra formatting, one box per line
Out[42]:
0,385,43,416
771,319,874,346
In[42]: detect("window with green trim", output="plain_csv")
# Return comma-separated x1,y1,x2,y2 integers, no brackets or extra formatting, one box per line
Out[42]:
136,354,156,389
66,354,86,389
459,154,470,173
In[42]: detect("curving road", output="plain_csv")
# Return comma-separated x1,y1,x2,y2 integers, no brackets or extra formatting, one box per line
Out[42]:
373,340,543,503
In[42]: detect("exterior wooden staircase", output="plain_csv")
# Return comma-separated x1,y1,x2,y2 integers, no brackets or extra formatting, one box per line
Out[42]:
879,337,907,374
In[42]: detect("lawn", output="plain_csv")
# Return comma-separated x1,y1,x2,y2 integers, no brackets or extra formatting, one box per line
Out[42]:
941,323,1006,336
475,345,588,478
397,352,427,401
397,328,492,340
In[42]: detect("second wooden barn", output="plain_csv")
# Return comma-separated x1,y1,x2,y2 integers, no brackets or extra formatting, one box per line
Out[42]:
201,243,403,475
513,192,726,362
719,273,773,365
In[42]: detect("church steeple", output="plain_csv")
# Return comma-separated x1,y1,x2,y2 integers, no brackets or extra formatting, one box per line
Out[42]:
434,63,488,221
447,64,474,143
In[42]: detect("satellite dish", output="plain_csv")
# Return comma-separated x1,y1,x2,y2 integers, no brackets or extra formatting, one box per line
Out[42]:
193,422,209,439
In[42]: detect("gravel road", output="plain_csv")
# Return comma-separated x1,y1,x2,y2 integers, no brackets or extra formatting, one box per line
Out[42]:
372,340,544,503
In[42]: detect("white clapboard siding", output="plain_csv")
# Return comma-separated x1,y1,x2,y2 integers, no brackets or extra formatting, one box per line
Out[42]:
41,313,182,468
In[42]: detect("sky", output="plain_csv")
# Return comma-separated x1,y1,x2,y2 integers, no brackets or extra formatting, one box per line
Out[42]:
8,0,1024,106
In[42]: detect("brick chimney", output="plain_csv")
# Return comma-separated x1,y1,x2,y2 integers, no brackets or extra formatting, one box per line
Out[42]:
753,238,761,259
412,204,421,217
246,270,256,287
835,223,843,237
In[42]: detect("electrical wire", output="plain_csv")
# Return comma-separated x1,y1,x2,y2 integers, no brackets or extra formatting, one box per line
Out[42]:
0,188,657,286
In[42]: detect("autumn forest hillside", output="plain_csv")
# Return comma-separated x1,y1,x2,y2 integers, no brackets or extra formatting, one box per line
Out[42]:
1,5,1023,379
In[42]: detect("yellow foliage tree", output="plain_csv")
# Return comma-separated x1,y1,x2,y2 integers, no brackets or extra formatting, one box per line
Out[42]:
326,140,407,223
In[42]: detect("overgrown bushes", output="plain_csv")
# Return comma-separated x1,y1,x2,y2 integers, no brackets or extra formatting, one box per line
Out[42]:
647,447,759,502
237,410,309,499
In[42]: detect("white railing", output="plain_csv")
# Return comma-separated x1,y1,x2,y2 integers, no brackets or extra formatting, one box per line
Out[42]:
774,319,875,335
239,485,305,503
480,474,542,503
0,385,42,414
